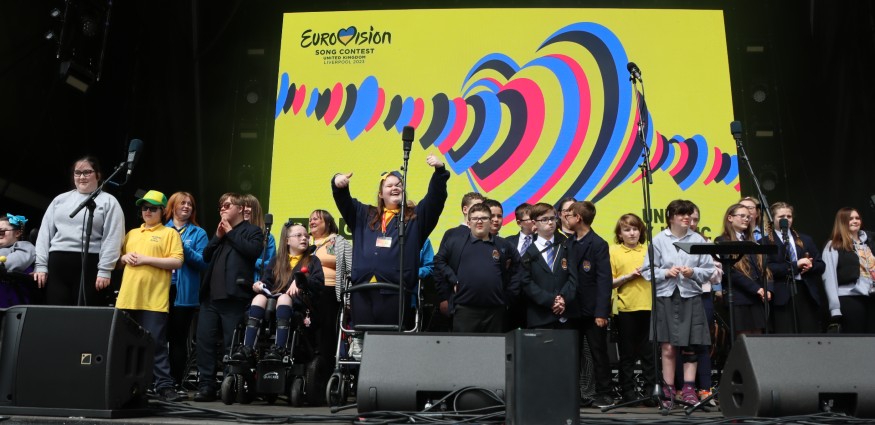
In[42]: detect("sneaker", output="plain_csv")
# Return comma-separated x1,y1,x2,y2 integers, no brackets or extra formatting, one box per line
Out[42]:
263,345,284,361
592,394,615,408
660,386,675,412
176,387,189,400
580,396,594,408
349,335,363,361
158,387,183,402
680,384,698,406
698,389,717,407
231,346,255,363
193,388,217,402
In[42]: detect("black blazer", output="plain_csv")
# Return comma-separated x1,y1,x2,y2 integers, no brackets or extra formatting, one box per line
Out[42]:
432,225,470,303
519,234,578,327
715,235,771,306
434,230,520,310
200,220,264,301
764,230,825,306
567,230,612,319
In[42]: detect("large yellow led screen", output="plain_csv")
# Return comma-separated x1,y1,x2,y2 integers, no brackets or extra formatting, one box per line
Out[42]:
271,8,737,242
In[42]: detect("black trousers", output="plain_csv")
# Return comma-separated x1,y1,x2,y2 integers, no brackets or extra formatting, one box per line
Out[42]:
168,285,197,386
313,289,340,357
616,310,655,393
577,316,612,395
195,297,250,391
350,289,400,326
45,251,107,306
453,304,506,333
838,295,875,334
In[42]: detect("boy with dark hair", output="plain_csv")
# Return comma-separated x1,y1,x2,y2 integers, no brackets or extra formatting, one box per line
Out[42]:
434,203,519,332
519,202,577,329
566,201,614,407
482,199,504,236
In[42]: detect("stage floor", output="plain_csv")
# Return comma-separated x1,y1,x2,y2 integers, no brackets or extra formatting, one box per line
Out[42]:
0,395,725,424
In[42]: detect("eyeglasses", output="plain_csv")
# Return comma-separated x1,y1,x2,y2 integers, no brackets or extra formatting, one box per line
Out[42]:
219,202,240,211
517,218,533,223
141,205,160,213
535,216,558,223
731,214,751,220
0,228,16,236
469,216,490,223
74,170,95,177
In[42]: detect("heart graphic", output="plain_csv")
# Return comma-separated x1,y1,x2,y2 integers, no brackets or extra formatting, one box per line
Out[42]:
277,22,740,221
337,26,357,45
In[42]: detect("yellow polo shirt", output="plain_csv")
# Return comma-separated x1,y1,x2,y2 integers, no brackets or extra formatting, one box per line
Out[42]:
610,243,652,312
116,224,183,313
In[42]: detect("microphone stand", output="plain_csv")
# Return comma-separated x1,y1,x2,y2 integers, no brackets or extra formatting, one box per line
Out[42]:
781,227,799,333
734,132,773,331
602,73,662,412
398,147,410,332
69,161,127,306
258,215,272,281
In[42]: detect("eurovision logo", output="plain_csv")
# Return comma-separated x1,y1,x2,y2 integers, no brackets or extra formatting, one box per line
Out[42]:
301,25,392,48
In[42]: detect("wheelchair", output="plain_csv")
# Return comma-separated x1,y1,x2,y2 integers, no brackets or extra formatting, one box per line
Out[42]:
325,281,421,408
220,296,327,406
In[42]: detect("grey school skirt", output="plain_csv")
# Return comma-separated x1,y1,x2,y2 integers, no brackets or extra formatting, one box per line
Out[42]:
652,288,711,347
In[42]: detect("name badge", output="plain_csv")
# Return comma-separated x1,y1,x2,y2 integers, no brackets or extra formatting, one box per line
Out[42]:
376,236,392,248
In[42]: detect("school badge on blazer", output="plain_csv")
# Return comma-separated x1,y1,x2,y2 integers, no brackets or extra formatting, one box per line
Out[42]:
561,258,568,270
492,249,500,260
582,260,591,272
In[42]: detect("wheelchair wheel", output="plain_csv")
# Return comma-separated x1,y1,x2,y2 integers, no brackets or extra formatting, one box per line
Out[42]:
235,374,252,404
220,375,236,405
326,372,345,407
305,356,329,406
289,377,304,407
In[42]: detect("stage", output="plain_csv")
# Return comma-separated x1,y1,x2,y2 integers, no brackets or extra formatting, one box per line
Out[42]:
1,396,871,425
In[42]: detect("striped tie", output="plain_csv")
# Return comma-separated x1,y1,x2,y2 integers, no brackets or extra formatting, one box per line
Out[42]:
545,240,556,267
520,234,532,254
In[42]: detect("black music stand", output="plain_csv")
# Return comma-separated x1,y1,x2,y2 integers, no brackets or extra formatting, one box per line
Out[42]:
674,240,776,414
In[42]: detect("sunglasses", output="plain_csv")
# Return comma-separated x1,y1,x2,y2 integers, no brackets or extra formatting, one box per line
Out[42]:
0,228,17,236
141,205,161,213
219,202,240,211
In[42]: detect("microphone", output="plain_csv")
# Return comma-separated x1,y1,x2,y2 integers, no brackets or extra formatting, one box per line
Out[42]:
125,139,144,178
402,126,414,153
778,218,791,248
730,121,743,140
264,213,273,232
627,62,642,82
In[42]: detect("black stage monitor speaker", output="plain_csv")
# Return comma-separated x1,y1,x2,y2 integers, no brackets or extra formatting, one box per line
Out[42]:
506,329,579,425
721,334,875,418
0,306,154,418
356,332,505,412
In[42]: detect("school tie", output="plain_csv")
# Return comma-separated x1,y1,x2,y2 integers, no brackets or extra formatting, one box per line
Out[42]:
545,240,556,267
520,234,532,254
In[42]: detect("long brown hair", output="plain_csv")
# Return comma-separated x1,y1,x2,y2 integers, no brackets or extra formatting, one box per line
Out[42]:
272,223,312,294
367,172,416,231
720,203,771,280
829,207,860,252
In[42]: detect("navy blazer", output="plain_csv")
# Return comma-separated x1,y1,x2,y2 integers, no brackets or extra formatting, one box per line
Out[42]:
432,225,469,303
434,230,520,311
764,230,825,306
519,233,578,327
567,230,612,319
201,220,264,301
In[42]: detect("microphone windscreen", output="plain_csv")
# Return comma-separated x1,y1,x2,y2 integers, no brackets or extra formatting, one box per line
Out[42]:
402,126,415,142
264,213,273,226
778,218,789,230
730,121,743,135
626,62,638,73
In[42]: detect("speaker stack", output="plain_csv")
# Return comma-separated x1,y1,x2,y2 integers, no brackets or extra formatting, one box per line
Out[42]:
356,329,579,424
721,334,875,418
0,306,154,418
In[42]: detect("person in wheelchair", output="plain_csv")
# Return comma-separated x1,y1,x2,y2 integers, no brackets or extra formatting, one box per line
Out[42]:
232,222,324,363
0,213,36,308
